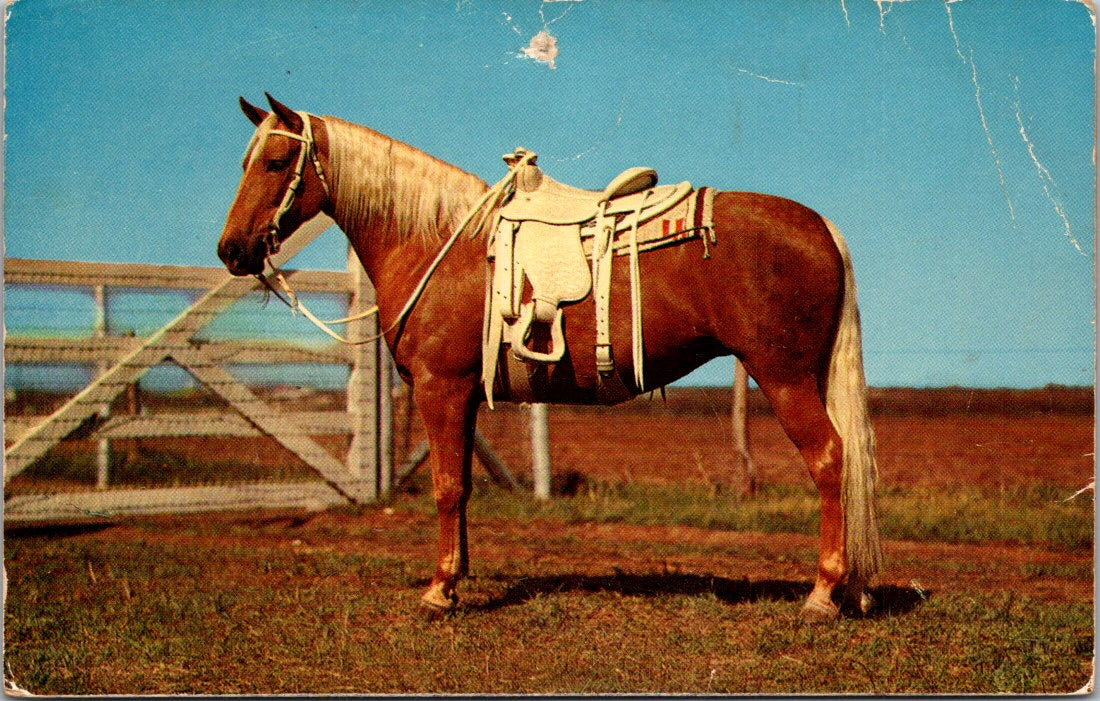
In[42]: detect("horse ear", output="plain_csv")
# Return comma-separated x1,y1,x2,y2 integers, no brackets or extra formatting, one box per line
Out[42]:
239,97,268,126
265,92,303,132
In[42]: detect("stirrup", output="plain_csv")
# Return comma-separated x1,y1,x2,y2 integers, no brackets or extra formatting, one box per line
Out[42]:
510,303,566,363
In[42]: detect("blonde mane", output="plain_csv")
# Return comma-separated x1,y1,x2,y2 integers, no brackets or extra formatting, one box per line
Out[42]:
324,116,490,243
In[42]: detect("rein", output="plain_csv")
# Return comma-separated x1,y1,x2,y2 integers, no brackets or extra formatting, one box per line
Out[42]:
259,144,535,346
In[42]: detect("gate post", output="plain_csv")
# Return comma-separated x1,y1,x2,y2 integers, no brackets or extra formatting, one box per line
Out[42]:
346,246,383,500
378,352,394,496
92,284,111,489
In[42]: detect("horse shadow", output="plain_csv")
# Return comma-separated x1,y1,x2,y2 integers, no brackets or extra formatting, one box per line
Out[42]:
4,522,115,539
467,572,927,619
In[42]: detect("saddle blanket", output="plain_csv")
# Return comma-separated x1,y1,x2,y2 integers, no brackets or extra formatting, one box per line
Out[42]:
580,186,716,259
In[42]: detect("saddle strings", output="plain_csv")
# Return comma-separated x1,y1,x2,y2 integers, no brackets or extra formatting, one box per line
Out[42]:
260,150,536,346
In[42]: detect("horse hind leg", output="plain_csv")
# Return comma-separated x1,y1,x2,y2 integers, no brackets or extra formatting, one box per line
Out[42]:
756,375,848,621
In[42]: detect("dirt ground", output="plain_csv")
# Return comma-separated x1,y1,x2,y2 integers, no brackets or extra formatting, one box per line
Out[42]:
77,503,1092,607
274,384,1095,607
4,386,1093,694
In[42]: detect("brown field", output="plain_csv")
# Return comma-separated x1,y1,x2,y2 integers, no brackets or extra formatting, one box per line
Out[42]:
468,385,1095,491
4,385,1095,694
8,384,1093,494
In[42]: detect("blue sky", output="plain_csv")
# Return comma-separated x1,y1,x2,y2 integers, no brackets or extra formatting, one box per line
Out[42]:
3,0,1096,389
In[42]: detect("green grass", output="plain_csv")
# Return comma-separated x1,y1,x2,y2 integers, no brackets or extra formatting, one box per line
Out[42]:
391,478,1094,551
877,484,1094,549
14,447,1093,549
4,530,1092,695
3,478,1093,694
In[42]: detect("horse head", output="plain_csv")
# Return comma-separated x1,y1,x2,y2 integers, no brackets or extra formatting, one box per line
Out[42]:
217,93,330,276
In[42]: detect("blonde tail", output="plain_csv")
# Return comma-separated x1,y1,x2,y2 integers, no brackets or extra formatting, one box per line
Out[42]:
823,218,883,588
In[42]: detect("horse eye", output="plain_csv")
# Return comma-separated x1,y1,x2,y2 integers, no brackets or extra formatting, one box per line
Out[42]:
266,158,290,172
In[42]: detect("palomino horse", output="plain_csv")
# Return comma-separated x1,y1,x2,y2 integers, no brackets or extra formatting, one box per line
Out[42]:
217,94,882,621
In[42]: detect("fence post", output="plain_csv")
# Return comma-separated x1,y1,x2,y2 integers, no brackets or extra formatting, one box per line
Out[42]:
92,284,111,489
732,359,757,497
345,246,387,500
379,352,394,496
530,403,551,499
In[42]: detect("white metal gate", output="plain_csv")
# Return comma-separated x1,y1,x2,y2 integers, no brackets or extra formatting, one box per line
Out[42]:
4,216,394,522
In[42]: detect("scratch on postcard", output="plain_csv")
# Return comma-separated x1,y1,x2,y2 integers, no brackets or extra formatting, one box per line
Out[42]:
1063,479,1094,502
874,0,897,33
1013,78,1084,255
550,99,626,162
732,66,804,88
945,0,1081,243
965,49,1015,222
521,30,559,68
940,3,1018,227
943,0,966,63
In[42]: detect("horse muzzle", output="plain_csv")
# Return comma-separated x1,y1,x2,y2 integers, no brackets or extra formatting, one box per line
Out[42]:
217,230,269,276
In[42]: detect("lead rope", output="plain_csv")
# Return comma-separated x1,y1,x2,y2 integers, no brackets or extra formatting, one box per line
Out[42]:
627,190,651,393
261,150,535,346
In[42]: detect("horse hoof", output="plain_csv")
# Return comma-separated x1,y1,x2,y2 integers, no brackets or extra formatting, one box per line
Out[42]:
799,598,839,623
419,599,454,621
420,584,458,620
842,586,875,615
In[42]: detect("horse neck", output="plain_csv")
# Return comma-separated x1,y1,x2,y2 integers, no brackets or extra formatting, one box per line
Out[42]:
320,116,491,306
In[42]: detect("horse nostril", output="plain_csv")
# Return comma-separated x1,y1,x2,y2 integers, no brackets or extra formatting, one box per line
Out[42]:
218,235,267,275
218,240,238,265
250,233,271,262
219,239,254,273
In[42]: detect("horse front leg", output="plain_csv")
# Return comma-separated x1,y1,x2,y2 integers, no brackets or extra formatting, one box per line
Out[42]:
414,376,479,616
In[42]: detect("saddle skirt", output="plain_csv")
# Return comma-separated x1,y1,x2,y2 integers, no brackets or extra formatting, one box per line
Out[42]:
483,149,716,406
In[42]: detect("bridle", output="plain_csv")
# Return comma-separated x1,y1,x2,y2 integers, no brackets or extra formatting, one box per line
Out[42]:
243,110,335,312
243,111,330,259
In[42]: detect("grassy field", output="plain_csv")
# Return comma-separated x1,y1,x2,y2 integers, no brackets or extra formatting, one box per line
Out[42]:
5,386,1093,693
4,478,1093,695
